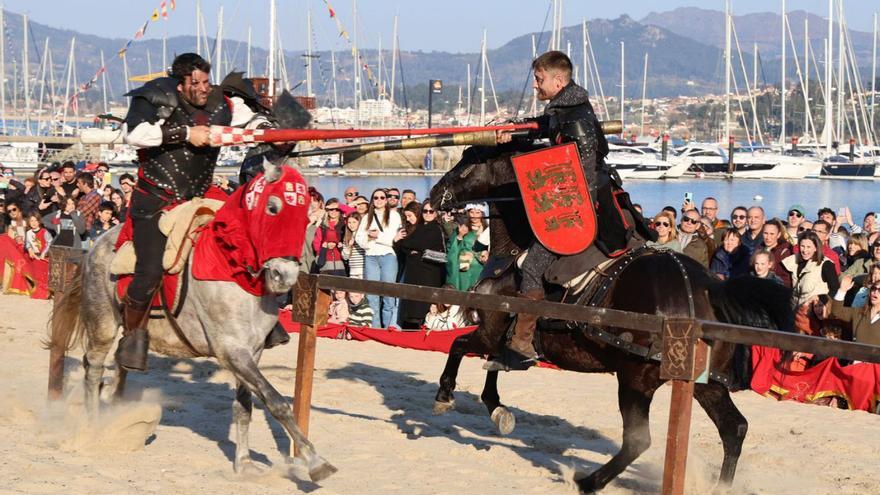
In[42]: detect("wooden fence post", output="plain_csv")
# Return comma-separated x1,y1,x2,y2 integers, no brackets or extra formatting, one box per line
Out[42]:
659,317,708,495
46,246,85,401
289,273,330,456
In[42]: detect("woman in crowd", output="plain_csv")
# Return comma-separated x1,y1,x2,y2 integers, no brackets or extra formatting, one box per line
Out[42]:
647,211,681,252
42,196,86,249
750,249,783,284
782,231,839,335
710,228,750,280
394,201,423,282
313,198,347,276
5,200,27,248
355,188,403,328
841,233,871,279
110,188,128,222
832,275,880,346
445,204,487,291
341,212,365,279
846,265,880,309
22,167,52,215
394,201,447,328
761,218,793,286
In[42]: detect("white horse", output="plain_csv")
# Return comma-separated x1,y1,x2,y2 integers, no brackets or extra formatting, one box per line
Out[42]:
50,160,336,482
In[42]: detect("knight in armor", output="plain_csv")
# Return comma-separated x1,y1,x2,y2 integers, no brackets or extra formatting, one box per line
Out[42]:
119,53,280,372
488,51,652,371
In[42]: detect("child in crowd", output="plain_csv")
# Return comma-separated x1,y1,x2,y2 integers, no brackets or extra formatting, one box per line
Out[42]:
327,290,350,324
89,202,119,242
25,213,52,260
341,212,365,278
346,292,373,327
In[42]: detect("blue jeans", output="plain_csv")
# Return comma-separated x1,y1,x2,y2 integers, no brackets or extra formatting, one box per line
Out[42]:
364,253,398,327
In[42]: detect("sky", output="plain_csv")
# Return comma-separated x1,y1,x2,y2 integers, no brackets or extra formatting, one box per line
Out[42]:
4,1,877,53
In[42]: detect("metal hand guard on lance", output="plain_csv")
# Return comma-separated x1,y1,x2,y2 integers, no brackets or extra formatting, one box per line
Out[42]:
205,120,623,156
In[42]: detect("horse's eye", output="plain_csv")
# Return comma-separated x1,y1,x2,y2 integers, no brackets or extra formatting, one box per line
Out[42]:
266,196,283,216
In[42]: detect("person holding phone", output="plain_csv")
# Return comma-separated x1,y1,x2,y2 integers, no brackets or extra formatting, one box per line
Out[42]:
355,188,402,328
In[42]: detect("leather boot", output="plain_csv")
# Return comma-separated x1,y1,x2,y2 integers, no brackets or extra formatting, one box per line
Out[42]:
264,321,291,349
116,295,152,372
484,290,544,371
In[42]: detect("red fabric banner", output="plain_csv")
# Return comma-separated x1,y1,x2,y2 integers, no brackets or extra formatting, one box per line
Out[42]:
751,345,880,412
0,236,50,299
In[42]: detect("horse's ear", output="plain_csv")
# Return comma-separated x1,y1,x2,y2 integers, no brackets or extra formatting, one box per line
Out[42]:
262,157,283,183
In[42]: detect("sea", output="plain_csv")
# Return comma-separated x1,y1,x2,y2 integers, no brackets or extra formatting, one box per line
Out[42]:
308,175,880,224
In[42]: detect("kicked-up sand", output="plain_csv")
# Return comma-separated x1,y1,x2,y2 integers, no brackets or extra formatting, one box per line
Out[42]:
0,295,878,494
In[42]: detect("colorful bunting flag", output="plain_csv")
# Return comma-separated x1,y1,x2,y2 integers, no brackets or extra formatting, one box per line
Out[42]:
150,9,160,21
134,21,149,40
160,1,169,20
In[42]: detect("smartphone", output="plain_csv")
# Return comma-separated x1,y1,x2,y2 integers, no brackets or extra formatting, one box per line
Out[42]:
684,192,693,203
103,171,112,187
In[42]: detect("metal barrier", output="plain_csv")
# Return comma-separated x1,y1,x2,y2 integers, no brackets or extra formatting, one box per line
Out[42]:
289,273,880,495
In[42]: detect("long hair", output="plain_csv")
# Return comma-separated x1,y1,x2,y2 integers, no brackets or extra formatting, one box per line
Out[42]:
764,218,790,246
343,212,362,245
366,188,391,227
33,166,50,197
402,201,422,235
797,231,824,264
653,211,678,241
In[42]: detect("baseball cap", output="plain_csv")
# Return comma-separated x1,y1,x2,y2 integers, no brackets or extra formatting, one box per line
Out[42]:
787,204,806,216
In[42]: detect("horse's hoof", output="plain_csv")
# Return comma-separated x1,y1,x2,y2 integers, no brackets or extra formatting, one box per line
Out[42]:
490,406,515,435
234,459,266,476
308,456,338,482
432,400,455,415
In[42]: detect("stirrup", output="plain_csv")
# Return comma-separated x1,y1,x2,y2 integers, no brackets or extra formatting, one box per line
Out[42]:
483,347,539,372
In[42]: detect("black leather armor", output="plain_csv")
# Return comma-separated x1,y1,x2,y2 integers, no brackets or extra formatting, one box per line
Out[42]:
125,77,233,202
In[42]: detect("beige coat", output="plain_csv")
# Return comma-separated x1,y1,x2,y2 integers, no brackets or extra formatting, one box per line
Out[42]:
782,255,829,307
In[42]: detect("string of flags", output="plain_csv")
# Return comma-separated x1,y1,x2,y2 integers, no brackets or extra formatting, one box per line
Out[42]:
63,0,175,117
321,0,379,91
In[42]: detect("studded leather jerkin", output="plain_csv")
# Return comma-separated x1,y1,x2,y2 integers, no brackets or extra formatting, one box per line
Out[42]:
135,89,232,202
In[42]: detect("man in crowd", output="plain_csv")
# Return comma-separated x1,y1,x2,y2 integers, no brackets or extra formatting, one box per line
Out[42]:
75,172,102,231
701,197,723,228
730,206,748,235
93,162,110,194
741,206,765,256
118,53,277,372
678,208,710,267
786,204,806,242
386,187,401,209
59,162,79,198
401,189,417,208
343,186,359,207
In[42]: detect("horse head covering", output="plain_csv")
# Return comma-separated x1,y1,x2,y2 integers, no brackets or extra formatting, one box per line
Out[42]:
193,161,310,295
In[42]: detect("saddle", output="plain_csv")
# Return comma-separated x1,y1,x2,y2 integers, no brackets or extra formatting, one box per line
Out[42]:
111,197,225,315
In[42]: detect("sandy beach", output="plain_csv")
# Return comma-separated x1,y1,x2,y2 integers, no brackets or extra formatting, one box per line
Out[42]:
1,294,878,494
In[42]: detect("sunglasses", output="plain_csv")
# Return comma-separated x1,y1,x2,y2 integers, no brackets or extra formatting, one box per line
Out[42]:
372,196,386,200
682,217,701,225
387,194,400,199
422,209,436,214
731,214,746,220
325,207,339,212
654,221,670,227
812,229,827,235
51,177,62,182
39,176,50,180
870,286,880,293
7,207,18,212
788,211,803,218
345,191,358,197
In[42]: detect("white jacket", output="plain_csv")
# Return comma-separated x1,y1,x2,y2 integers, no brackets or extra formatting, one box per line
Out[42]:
355,208,402,256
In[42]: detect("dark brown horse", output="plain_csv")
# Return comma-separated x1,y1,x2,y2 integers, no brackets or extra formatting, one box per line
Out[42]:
429,145,793,492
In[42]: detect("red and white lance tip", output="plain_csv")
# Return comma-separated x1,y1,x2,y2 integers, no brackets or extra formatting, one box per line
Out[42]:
209,126,264,147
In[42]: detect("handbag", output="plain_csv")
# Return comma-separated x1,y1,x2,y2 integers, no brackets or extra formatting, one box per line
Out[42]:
420,225,448,264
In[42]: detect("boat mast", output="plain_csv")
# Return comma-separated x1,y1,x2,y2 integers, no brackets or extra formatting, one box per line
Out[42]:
246,26,252,76
36,37,48,127
0,7,5,134
100,50,108,114
268,0,276,99
871,12,877,135
724,0,731,144
196,0,202,56
640,52,648,137
331,50,338,111
532,33,538,116
465,63,471,123
390,15,398,108
805,17,809,138
620,41,625,136
147,51,152,76
836,0,844,143
23,14,30,134
162,34,167,72
480,30,487,123
780,0,786,149
306,8,313,97
584,21,608,120
61,37,74,128
825,0,833,152
353,0,360,126
215,6,224,81
753,43,759,139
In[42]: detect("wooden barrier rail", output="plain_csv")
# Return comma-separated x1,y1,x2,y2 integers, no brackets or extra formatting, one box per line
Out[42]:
289,273,880,495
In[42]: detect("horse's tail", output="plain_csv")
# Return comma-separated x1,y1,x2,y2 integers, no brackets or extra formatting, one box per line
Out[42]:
42,265,86,352
707,276,794,332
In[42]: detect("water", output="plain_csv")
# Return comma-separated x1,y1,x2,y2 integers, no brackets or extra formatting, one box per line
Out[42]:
308,175,880,223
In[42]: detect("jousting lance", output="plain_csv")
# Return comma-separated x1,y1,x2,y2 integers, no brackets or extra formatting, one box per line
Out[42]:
287,120,624,157
206,122,540,147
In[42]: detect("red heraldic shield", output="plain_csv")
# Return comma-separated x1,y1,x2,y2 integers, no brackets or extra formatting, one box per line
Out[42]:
512,143,596,255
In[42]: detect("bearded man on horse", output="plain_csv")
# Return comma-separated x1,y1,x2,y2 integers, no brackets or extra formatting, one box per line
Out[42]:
120,53,281,372
490,51,653,370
